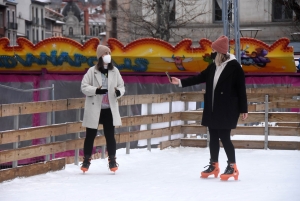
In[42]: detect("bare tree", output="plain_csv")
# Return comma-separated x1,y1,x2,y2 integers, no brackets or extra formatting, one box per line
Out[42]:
273,0,300,21
113,0,209,42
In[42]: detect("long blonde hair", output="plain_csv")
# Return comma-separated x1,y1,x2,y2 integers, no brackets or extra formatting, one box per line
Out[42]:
215,53,230,66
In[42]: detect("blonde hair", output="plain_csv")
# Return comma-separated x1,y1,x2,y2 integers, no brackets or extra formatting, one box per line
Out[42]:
215,53,230,66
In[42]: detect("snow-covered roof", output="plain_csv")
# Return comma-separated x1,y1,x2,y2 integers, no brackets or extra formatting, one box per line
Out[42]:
45,7,64,17
32,0,51,3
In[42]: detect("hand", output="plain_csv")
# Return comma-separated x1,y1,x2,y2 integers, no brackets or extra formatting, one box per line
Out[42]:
241,113,248,120
95,88,108,94
170,77,180,85
115,89,121,97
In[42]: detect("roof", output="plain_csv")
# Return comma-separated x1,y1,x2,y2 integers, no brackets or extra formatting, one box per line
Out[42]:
45,7,64,17
31,0,51,4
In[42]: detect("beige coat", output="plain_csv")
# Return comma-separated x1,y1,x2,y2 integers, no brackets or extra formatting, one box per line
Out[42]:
81,66,125,129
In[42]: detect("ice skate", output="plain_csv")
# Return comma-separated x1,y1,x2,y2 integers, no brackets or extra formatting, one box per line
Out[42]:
220,161,239,181
201,159,220,178
80,155,91,173
108,155,119,173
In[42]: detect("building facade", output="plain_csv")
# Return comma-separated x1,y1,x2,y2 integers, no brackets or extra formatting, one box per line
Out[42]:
106,0,295,45
16,0,50,44
45,7,64,38
2,0,17,45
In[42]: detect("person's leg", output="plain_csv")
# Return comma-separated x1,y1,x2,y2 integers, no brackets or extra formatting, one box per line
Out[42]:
81,127,97,172
101,109,116,156
83,127,98,156
100,108,118,171
218,129,235,163
219,129,239,181
208,128,220,161
201,128,221,178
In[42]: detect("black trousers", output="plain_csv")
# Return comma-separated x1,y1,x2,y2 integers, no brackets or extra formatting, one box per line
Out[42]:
83,108,116,157
208,128,236,163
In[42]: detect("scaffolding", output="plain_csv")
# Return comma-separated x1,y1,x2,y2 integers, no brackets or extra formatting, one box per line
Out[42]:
222,0,240,63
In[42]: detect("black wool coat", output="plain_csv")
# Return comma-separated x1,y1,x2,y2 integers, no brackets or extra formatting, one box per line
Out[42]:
181,60,248,129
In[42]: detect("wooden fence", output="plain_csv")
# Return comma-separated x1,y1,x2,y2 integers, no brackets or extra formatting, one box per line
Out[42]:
0,86,299,182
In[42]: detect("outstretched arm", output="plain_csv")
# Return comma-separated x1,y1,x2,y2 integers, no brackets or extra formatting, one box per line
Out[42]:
169,65,210,87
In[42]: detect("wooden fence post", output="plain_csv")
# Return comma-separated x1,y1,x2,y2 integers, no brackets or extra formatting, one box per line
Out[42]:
264,94,269,150
12,115,19,168
147,103,152,151
168,97,173,140
45,112,52,161
74,109,81,165
126,105,131,154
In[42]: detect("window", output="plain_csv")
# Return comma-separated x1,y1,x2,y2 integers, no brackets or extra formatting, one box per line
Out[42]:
213,0,222,22
42,30,44,40
0,12,3,28
81,27,84,35
32,7,34,21
90,27,92,36
36,8,38,25
111,17,117,38
273,1,293,21
69,27,73,36
27,29,30,39
32,28,35,41
7,31,10,40
36,29,39,42
12,11,15,25
7,10,9,27
41,9,44,26
169,0,175,23
12,33,15,45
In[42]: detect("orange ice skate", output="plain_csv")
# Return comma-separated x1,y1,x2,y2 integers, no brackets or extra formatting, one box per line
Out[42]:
201,159,220,178
220,161,239,181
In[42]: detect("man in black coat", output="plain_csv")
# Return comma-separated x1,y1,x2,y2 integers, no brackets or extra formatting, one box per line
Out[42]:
170,35,248,181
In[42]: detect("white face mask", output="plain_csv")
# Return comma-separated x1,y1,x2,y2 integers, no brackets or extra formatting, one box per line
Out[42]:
103,55,111,64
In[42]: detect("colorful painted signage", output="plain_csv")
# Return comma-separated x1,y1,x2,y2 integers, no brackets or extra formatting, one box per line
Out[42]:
0,36,296,73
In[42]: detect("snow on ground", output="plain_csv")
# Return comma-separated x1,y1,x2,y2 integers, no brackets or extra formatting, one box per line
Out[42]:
0,147,299,201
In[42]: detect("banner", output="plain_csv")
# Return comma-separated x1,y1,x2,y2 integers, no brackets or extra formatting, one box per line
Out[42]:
0,37,296,73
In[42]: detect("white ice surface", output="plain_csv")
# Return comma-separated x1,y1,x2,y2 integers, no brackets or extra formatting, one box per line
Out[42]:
1,147,300,201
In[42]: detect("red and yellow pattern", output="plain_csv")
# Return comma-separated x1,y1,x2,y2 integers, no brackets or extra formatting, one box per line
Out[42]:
0,36,296,73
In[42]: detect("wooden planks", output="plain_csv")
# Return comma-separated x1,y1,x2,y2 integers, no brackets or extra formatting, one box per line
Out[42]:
1,87,299,117
67,98,85,110
181,111,203,121
0,113,181,145
0,158,65,183
0,126,182,163
160,139,181,150
180,92,204,102
268,141,300,150
181,125,300,136
181,138,300,150
246,86,300,94
181,138,207,148
0,124,67,144
1,100,68,117
276,122,300,127
181,125,206,134
181,111,300,123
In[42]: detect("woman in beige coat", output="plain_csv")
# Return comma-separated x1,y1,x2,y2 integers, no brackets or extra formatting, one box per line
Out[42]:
80,45,125,173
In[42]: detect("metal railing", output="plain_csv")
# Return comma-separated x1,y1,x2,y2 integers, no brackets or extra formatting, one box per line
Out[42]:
0,83,55,167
